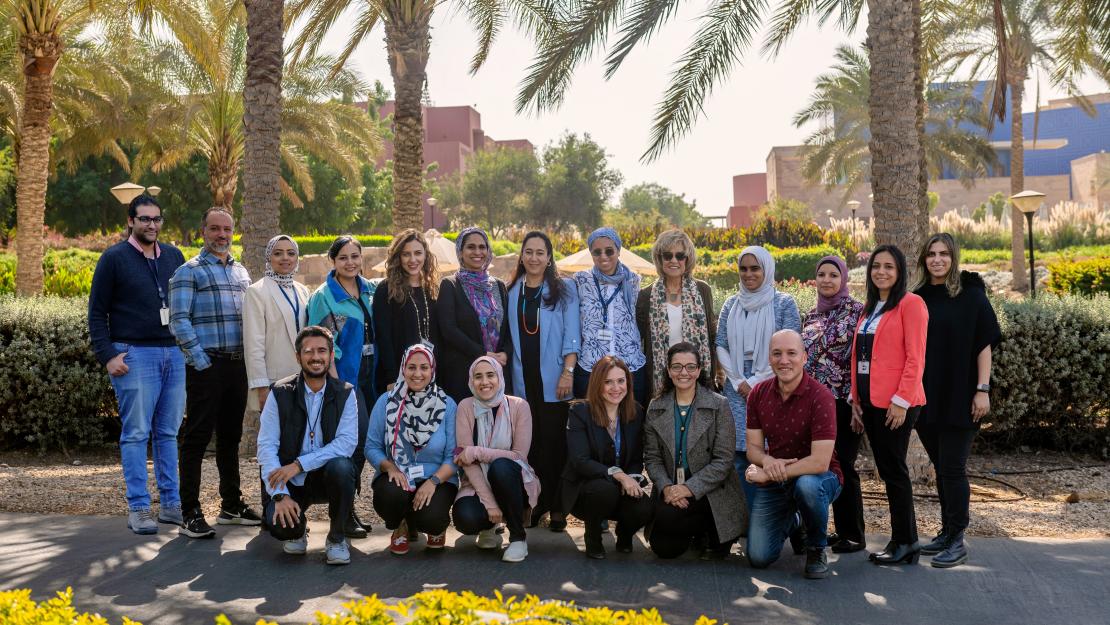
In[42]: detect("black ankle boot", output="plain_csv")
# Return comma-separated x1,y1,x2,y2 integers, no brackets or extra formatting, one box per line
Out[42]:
788,514,807,555
344,510,369,539
871,542,920,565
585,525,605,559
919,529,951,556
931,534,968,568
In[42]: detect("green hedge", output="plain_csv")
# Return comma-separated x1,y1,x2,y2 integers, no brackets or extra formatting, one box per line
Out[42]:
0,296,117,451
1046,257,1110,295
0,250,98,296
189,233,520,256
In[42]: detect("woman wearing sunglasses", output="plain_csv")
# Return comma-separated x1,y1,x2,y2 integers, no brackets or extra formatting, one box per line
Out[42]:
572,228,647,407
635,229,718,400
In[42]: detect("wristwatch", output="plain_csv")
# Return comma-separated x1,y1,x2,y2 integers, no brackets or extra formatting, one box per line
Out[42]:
976,383,991,393
563,366,574,376
428,475,442,486
607,466,623,477
272,494,286,502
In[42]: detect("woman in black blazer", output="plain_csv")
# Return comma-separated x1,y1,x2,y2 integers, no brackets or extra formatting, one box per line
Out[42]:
561,355,653,559
437,227,512,401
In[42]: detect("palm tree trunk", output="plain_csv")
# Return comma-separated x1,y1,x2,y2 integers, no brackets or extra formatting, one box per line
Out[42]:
240,0,283,280
1008,74,1028,292
209,151,239,211
385,7,432,232
914,0,930,265
14,32,61,296
867,0,924,258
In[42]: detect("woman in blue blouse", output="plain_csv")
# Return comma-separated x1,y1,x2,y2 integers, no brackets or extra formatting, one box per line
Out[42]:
715,245,801,513
366,344,458,555
574,227,647,408
507,231,580,530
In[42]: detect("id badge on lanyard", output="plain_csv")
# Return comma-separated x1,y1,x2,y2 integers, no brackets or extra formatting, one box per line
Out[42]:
593,276,621,343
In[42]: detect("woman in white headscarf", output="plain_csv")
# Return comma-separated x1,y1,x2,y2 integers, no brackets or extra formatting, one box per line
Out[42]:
451,356,539,563
715,246,801,513
244,235,309,411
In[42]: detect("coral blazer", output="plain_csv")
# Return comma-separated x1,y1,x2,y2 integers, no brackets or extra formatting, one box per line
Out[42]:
850,292,928,409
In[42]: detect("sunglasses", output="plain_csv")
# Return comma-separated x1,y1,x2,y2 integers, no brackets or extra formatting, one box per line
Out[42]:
591,247,617,257
668,363,701,374
661,251,687,262
134,216,164,225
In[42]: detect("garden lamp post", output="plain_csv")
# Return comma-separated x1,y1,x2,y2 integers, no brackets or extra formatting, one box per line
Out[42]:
1010,190,1045,298
110,182,146,205
846,200,861,239
825,209,833,227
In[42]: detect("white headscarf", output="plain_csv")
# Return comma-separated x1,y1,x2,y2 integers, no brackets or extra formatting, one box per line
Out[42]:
725,246,777,387
467,356,514,476
385,344,448,467
264,235,300,288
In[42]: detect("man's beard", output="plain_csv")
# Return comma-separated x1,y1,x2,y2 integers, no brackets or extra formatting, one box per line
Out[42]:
303,366,327,379
134,229,158,245
208,240,231,253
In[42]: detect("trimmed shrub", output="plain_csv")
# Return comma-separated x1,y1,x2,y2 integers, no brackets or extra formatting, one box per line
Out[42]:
0,250,98,296
0,296,117,451
1046,257,1110,295
0,587,719,625
986,294,1110,453
747,216,826,248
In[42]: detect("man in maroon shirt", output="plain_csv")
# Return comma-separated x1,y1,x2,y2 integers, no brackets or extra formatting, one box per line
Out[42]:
744,330,843,579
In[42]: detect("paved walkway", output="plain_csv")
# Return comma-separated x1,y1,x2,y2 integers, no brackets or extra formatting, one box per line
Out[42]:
1,513,1106,625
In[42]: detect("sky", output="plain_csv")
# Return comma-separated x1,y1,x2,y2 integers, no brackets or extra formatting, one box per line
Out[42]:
317,6,1107,219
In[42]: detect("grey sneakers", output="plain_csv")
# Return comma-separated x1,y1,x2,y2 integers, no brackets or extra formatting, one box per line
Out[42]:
325,537,351,565
157,505,184,527
284,530,309,555
476,528,503,549
502,540,528,562
127,509,158,535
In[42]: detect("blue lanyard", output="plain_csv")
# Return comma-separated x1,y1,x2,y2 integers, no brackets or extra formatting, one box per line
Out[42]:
613,422,622,461
278,285,302,332
592,275,623,326
861,305,884,335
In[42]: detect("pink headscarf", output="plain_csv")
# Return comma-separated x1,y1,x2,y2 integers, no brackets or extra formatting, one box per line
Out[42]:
815,255,851,313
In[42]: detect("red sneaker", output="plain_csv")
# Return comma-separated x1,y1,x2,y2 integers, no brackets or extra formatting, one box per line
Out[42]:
390,528,410,555
426,533,447,549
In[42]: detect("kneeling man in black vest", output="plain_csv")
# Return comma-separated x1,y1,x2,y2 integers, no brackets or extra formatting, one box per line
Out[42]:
257,325,358,564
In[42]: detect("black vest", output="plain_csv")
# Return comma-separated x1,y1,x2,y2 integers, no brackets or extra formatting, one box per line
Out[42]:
271,373,354,466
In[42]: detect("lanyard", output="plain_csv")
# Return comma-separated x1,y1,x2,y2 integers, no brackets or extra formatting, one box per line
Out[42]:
592,275,623,326
613,421,622,461
144,257,166,306
861,305,884,335
306,389,324,449
278,285,301,332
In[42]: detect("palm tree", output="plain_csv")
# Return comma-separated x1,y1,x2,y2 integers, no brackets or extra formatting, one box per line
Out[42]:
942,0,1110,291
795,43,998,203
131,0,381,220
240,0,283,278
285,0,551,232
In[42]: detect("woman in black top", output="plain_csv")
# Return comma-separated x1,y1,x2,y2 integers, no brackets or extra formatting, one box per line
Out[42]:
562,355,651,559
436,227,512,402
913,233,1000,569
373,229,440,395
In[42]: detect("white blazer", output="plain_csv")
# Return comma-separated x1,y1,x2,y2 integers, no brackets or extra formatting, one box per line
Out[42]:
243,276,310,410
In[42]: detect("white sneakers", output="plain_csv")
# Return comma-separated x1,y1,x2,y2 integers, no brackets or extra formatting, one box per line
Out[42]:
283,531,308,555
502,540,528,563
476,528,503,550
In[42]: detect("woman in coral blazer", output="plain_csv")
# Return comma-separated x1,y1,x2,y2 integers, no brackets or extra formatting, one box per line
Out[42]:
849,244,928,566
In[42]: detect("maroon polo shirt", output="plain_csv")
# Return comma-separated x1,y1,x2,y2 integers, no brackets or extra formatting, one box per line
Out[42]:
747,371,843,484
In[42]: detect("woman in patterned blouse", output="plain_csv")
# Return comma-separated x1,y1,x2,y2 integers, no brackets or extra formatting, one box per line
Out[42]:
801,255,865,555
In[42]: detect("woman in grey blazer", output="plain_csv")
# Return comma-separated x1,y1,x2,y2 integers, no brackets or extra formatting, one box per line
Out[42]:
644,342,743,559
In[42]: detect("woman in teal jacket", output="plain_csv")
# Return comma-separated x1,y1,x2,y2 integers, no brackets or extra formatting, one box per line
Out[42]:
307,235,377,538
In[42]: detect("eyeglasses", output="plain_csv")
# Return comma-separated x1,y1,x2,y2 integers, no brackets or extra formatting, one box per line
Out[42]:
661,251,687,262
591,247,616,257
135,216,164,225
668,363,701,374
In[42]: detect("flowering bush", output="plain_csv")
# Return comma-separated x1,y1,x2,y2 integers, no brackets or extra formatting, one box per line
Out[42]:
1046,257,1110,295
0,587,721,625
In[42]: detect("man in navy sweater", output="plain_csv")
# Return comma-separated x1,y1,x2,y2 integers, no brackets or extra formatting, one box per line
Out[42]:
88,193,186,535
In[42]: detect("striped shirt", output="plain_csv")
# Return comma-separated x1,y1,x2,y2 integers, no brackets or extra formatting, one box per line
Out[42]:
169,248,251,370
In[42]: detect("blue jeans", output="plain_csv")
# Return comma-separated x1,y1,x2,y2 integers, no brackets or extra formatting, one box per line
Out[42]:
109,344,186,510
734,452,758,515
746,471,842,568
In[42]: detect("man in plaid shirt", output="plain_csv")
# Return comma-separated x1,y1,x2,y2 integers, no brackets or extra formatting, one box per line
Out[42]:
169,207,261,538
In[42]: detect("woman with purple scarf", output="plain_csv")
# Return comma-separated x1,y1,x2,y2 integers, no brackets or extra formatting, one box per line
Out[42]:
436,227,512,402
801,255,865,555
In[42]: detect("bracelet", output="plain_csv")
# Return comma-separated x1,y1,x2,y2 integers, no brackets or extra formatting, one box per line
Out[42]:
294,459,304,473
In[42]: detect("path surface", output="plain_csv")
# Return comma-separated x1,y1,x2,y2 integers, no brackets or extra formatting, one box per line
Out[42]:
1,513,1106,625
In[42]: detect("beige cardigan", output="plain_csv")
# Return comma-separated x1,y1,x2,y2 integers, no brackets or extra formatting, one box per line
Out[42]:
243,276,310,410
454,395,541,511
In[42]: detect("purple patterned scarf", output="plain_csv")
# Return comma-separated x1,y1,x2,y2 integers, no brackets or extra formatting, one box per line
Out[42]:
456,227,503,352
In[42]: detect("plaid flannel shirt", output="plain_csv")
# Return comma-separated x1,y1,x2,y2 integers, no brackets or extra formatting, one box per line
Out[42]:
169,249,251,370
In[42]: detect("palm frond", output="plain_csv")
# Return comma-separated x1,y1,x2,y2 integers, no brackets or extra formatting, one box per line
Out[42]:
603,0,685,78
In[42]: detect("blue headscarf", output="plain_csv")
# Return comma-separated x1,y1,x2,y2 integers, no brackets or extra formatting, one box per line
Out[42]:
586,227,638,319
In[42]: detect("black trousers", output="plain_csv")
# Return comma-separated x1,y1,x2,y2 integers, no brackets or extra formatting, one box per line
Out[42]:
264,457,356,543
832,398,866,543
180,355,248,513
352,387,372,496
452,458,529,541
528,400,568,516
916,421,977,535
573,363,648,408
861,402,921,544
570,477,653,534
649,495,730,559
371,473,457,535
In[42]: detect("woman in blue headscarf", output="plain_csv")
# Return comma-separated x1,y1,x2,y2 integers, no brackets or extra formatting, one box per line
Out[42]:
436,227,512,402
573,227,647,407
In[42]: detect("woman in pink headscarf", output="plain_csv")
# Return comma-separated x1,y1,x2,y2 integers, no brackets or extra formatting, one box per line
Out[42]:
451,356,540,563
